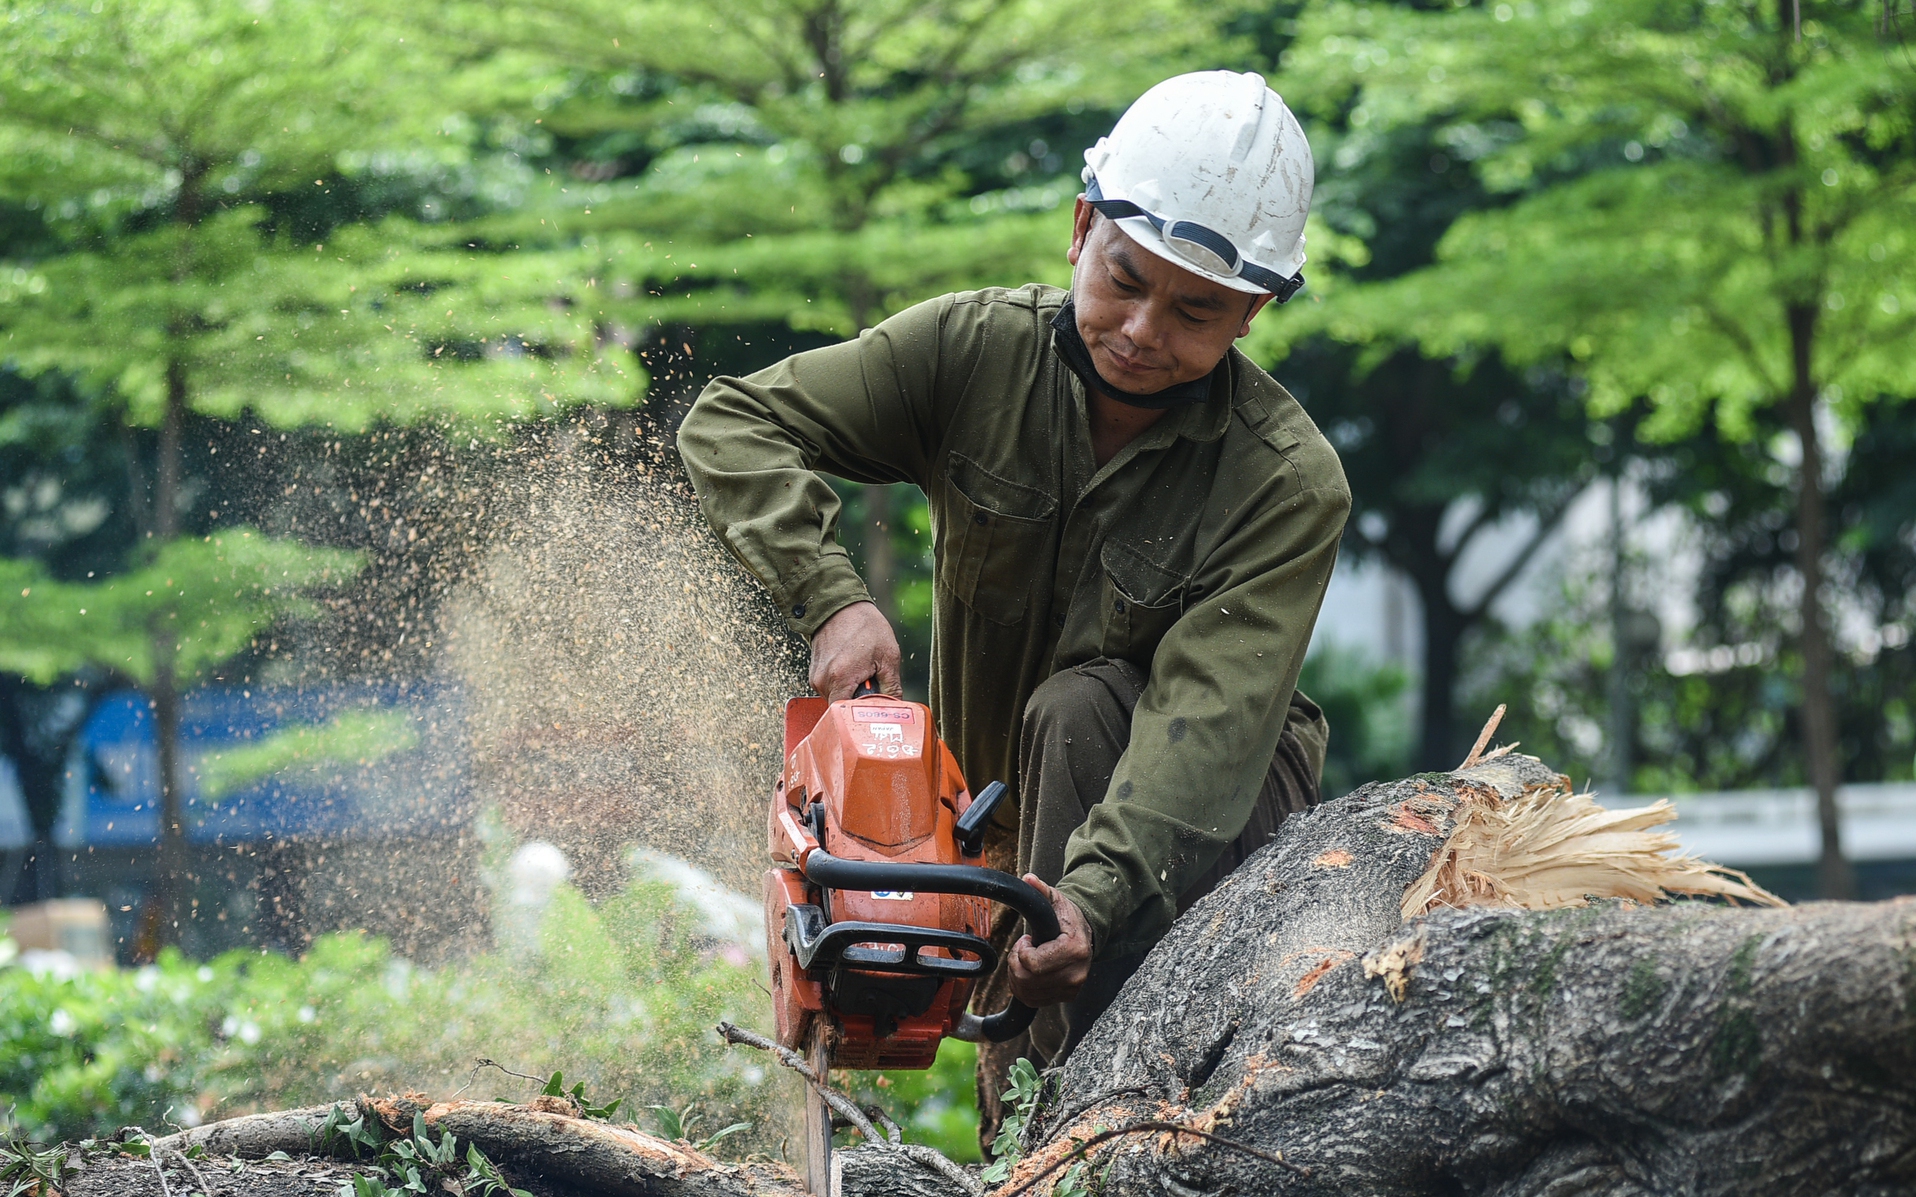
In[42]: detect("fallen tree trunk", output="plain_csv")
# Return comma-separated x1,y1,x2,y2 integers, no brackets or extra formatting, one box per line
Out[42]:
96,752,1916,1197
141,1094,955,1197
1019,754,1916,1196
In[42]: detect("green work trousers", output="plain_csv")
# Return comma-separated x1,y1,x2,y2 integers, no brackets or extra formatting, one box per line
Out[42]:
974,658,1328,1149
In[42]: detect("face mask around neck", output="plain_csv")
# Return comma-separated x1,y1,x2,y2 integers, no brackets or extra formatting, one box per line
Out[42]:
1049,300,1218,410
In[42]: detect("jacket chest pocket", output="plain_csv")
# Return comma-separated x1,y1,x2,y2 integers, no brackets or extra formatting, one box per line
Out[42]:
938,454,1058,626
1099,538,1190,664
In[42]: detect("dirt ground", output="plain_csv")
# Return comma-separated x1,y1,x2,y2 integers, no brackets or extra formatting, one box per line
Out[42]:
56,1148,599,1197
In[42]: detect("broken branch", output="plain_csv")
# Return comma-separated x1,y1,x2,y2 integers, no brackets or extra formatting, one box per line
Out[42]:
1458,703,1506,770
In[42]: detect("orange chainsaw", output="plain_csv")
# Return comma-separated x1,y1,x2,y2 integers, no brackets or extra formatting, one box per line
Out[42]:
764,684,1057,1192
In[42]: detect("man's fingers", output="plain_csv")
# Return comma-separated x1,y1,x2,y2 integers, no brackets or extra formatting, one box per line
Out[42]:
1007,880,1093,1006
876,655,904,698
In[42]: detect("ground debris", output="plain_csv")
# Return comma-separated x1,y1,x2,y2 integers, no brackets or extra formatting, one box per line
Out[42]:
61,1149,400,1197
121,1096,943,1197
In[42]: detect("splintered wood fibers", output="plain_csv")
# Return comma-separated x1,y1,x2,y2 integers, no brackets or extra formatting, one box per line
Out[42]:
441,449,805,900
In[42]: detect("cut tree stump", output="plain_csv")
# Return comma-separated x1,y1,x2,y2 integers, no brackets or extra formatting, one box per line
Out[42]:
72,753,1916,1197
1016,754,1916,1196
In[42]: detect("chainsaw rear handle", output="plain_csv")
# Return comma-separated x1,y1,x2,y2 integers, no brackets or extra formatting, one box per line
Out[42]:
797,850,1059,1043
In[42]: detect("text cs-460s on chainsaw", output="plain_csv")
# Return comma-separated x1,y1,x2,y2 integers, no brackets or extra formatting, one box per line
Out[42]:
765,685,1057,1194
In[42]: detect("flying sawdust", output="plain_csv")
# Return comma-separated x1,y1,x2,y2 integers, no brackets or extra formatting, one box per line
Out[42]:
440,446,804,898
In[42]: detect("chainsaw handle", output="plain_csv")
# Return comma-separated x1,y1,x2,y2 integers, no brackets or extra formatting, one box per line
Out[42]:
798,850,1058,1045
798,851,1061,946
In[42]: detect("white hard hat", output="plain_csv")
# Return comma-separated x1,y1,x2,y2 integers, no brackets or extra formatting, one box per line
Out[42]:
1082,71,1313,300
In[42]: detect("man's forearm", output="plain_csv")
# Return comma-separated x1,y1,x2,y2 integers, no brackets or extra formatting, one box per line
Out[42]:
676,304,946,638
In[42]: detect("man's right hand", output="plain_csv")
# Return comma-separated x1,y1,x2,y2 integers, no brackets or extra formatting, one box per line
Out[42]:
809,600,903,700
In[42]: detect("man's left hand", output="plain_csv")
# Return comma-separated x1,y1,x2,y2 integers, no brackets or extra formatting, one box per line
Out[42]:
1008,876,1093,1006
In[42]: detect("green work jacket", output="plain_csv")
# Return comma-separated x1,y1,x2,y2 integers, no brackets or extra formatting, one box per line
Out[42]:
678,283,1350,960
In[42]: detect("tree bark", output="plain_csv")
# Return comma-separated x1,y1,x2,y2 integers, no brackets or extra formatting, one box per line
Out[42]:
1022,755,1913,1195
147,1099,963,1197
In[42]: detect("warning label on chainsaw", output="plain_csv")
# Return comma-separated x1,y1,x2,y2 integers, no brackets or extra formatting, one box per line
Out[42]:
853,706,915,723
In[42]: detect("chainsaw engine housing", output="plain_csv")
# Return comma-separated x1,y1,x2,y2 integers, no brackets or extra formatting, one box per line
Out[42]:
764,695,991,1070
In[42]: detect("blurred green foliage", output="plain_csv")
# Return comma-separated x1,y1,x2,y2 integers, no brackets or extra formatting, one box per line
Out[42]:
1282,0,1916,438
0,531,362,688
1299,645,1413,800
0,873,778,1148
1277,0,1916,828
841,1037,982,1162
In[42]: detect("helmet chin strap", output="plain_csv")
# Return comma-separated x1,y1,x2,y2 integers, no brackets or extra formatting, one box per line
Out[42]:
1049,300,1221,409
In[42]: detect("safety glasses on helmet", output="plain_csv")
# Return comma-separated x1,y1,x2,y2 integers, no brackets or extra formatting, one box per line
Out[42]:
1084,175,1305,303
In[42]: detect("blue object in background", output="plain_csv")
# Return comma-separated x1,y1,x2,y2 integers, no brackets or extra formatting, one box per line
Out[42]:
0,758,29,853
55,684,469,848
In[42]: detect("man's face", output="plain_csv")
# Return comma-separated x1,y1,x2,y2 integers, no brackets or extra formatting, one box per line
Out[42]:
1066,199,1273,394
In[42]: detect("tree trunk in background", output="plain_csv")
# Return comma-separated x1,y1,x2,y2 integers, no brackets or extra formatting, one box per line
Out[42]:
149,649,185,948
1786,304,1853,901
150,367,189,948
0,679,63,902
147,167,204,950
1605,474,1633,794
863,483,895,621
633,323,703,454
1412,571,1465,770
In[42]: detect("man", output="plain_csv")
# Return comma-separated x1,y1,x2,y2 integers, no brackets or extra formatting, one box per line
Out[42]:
678,70,1349,1137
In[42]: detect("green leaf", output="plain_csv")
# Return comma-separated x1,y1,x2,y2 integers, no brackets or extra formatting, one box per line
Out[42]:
983,1056,1043,1181
694,1122,751,1153
644,1104,685,1141
1054,1159,1092,1197
462,1142,532,1197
